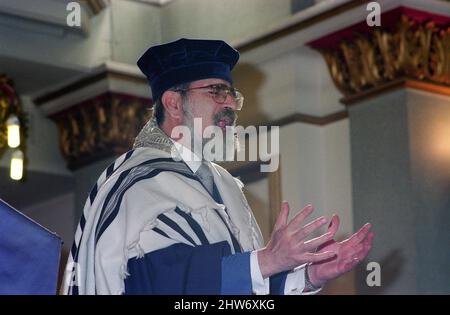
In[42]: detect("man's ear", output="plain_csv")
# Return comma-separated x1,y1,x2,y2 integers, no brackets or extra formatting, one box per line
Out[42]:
161,90,184,122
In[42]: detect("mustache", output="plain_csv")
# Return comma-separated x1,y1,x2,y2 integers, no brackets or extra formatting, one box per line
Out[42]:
213,108,237,126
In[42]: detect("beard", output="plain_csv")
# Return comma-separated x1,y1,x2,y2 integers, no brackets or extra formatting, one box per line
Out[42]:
182,103,239,162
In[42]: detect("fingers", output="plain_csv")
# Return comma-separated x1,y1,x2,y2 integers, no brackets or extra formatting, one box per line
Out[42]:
344,232,375,265
273,201,290,232
356,245,371,262
288,204,314,230
365,231,375,246
345,223,372,247
352,243,365,255
342,257,360,272
343,248,368,272
358,231,374,258
294,216,328,241
303,251,337,263
340,247,366,272
327,214,340,236
303,231,334,251
340,229,373,269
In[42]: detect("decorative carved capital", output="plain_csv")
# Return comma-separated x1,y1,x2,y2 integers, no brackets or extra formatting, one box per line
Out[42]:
50,93,151,170
314,14,450,101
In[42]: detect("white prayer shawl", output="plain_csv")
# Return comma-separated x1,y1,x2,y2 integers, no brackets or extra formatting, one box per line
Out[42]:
61,146,264,295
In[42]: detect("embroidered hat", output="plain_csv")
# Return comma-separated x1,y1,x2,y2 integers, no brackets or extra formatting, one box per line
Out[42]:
137,38,239,101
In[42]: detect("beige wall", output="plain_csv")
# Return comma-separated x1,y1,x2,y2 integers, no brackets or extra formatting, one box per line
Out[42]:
160,0,292,43
110,0,162,64
278,121,352,234
108,0,293,65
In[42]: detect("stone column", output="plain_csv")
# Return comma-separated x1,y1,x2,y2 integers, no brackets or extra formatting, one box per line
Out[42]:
310,8,450,293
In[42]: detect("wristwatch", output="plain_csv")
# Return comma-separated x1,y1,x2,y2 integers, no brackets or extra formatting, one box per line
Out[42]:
304,265,321,292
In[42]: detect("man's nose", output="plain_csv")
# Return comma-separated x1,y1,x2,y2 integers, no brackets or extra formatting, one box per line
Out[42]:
222,95,237,111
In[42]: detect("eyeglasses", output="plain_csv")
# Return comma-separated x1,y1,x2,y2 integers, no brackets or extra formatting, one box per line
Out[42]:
174,84,244,110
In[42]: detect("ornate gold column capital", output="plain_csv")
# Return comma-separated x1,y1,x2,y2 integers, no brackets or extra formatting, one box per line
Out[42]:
50,93,151,170
309,8,450,104
35,64,151,170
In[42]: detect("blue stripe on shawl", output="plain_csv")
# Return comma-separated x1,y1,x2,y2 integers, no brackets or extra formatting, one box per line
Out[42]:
211,184,242,254
152,227,169,238
157,213,197,246
72,150,136,266
79,214,86,231
94,158,196,244
106,163,114,177
213,209,242,254
89,149,135,205
173,207,210,245
89,185,98,205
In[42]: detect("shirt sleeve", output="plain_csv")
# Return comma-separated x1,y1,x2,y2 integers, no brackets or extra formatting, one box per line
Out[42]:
284,265,322,295
250,250,270,294
250,250,322,295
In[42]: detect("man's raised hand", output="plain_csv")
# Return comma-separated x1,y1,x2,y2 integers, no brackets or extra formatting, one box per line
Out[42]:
306,217,374,288
257,201,337,278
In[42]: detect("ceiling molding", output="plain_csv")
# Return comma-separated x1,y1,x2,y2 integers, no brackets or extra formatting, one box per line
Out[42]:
264,111,348,127
234,0,450,65
0,0,91,35
33,61,148,114
235,0,370,52
33,70,147,107
129,0,175,7
342,78,450,106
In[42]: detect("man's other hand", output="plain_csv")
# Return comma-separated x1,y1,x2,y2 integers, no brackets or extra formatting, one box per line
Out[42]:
307,216,374,288
257,202,337,278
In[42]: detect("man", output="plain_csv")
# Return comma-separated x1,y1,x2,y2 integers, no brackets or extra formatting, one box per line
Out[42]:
61,38,374,295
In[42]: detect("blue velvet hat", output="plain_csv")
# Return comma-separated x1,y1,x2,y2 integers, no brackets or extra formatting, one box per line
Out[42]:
137,38,239,101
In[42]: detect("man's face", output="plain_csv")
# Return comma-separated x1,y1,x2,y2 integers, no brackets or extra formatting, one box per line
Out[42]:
181,78,238,133
180,78,239,159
